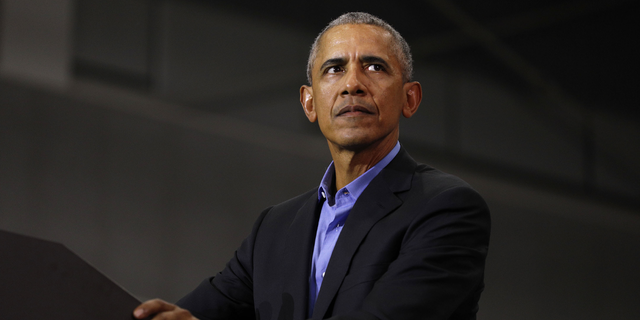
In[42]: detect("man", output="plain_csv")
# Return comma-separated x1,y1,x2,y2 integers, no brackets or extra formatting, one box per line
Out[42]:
134,12,490,320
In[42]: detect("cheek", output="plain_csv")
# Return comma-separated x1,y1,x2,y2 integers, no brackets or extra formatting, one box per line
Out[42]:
316,90,338,116
375,88,405,115
319,94,337,111
315,101,331,120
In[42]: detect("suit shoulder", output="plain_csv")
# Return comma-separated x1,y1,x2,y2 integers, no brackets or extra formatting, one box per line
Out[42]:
409,163,487,205
415,163,473,188
388,148,478,197
259,188,316,222
271,188,316,210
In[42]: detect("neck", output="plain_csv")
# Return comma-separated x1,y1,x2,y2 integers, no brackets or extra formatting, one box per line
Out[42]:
328,138,397,191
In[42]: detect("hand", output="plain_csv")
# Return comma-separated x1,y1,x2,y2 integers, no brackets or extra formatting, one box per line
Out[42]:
133,298,199,320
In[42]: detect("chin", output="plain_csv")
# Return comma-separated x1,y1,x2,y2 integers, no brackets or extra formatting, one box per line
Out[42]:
334,136,379,152
325,127,394,152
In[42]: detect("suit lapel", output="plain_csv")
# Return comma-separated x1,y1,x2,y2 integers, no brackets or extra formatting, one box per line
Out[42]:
311,148,416,319
280,192,321,320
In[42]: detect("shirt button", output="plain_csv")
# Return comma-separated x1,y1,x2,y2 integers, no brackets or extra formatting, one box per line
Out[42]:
322,272,325,277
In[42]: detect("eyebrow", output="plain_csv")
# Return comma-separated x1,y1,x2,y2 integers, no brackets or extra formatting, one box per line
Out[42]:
360,55,391,70
319,58,347,72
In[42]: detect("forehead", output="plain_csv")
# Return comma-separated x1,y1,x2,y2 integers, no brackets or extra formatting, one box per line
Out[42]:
315,24,398,64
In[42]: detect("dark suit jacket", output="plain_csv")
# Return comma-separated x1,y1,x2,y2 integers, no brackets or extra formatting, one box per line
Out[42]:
177,148,491,320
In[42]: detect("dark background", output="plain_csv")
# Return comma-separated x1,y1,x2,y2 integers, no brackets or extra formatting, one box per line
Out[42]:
1,1,639,319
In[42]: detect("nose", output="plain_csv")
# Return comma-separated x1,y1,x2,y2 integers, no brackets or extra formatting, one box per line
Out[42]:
341,67,366,96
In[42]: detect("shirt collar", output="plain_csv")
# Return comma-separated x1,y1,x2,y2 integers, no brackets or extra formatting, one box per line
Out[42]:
318,141,401,203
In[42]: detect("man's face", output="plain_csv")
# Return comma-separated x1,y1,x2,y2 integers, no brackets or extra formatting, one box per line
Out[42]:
300,24,421,152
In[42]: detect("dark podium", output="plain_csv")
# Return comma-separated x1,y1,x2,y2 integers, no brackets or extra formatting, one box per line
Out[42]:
0,229,148,319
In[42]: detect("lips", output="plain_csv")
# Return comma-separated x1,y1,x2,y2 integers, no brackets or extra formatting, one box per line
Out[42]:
336,104,375,117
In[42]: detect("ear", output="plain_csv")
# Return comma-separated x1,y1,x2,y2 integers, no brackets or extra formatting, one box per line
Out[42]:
402,81,422,118
300,85,317,122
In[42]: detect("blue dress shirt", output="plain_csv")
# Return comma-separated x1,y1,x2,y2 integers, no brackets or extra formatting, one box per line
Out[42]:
308,142,400,316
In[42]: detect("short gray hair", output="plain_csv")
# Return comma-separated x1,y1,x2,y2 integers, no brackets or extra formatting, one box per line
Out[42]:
306,12,413,84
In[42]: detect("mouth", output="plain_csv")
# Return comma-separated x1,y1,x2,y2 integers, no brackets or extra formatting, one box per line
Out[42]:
336,105,375,117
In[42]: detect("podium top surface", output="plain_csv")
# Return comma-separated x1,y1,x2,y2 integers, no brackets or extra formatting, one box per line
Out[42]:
0,229,145,320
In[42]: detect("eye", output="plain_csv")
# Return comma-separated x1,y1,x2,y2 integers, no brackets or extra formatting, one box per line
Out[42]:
366,64,384,72
325,66,344,74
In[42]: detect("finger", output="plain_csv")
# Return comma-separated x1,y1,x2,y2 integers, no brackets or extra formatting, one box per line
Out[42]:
133,299,176,319
150,307,196,320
